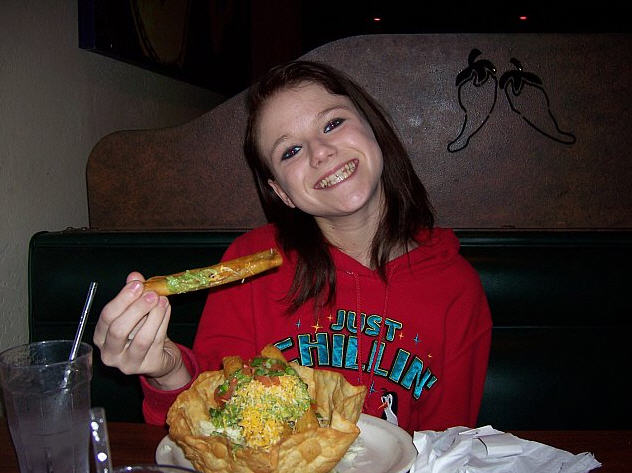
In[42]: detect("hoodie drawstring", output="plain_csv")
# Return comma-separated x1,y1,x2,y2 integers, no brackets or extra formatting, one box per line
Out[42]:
351,271,364,386
351,268,393,413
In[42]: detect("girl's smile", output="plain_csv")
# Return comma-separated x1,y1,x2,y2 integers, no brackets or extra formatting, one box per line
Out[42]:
314,159,358,189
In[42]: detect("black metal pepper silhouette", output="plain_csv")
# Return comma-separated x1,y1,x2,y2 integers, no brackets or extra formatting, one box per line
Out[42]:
499,58,576,145
448,49,498,152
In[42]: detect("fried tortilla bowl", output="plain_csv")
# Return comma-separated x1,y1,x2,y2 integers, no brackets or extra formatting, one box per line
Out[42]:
167,345,367,473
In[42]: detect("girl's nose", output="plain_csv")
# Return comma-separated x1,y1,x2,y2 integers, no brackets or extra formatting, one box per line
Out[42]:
308,138,336,168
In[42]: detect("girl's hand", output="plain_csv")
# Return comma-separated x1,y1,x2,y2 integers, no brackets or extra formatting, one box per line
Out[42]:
93,272,191,390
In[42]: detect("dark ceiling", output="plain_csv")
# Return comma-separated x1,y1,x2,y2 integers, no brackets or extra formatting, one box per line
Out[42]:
80,2,630,96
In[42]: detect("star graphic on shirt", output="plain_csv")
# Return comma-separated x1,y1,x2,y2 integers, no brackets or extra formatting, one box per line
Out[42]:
399,331,405,340
312,321,322,332
368,380,377,395
414,333,421,344
295,319,301,328
327,313,334,321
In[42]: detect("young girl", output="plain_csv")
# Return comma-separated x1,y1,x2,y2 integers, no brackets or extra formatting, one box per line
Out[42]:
93,61,492,433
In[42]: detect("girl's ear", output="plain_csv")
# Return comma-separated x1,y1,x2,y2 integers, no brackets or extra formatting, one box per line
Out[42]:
268,179,296,208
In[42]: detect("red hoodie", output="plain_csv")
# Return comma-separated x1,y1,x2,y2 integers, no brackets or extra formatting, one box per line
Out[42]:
141,224,492,433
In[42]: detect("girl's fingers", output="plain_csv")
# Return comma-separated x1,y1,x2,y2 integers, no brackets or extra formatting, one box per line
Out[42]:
102,290,161,356
126,297,171,363
97,279,144,326
93,279,143,348
153,297,172,344
126,271,146,284
93,272,176,377
127,316,148,341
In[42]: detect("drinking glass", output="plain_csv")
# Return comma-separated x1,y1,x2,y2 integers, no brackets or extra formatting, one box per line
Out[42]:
0,340,93,473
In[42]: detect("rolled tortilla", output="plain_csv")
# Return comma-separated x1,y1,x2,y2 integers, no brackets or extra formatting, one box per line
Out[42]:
143,248,282,295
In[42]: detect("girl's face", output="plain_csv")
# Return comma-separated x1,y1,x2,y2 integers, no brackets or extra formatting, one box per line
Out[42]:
257,82,384,224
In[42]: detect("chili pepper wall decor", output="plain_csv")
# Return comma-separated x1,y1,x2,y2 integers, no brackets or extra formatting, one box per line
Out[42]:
499,58,577,145
447,49,498,152
448,49,577,152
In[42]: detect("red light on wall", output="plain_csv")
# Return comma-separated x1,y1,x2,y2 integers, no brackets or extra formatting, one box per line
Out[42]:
519,15,528,21
373,17,382,22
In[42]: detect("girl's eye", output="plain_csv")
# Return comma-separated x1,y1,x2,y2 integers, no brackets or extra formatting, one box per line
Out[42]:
324,118,345,133
281,145,302,160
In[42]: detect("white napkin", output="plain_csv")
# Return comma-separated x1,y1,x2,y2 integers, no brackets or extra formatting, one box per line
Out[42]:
409,425,601,473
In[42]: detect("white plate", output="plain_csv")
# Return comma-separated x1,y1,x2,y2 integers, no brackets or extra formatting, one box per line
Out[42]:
156,413,417,473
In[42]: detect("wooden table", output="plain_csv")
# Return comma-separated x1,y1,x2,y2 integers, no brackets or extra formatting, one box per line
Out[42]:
0,420,168,472
1,420,630,472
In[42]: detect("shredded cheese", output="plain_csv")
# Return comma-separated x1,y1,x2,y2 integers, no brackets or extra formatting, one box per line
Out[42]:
202,372,311,450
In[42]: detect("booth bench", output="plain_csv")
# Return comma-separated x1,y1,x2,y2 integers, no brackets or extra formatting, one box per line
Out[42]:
28,228,631,429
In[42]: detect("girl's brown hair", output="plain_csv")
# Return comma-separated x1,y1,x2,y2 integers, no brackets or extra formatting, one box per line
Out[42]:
244,60,434,313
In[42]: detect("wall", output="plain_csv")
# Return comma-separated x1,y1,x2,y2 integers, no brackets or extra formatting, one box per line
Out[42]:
85,33,632,231
0,1,223,353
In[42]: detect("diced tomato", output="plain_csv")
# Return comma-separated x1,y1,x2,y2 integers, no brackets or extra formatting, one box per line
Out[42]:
254,375,280,386
214,377,238,404
268,360,286,371
244,357,286,377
